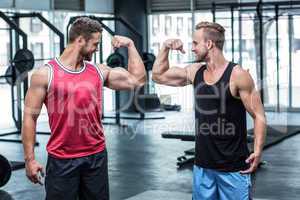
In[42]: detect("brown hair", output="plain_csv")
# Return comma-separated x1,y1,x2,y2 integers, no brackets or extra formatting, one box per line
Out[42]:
69,17,103,43
195,21,225,50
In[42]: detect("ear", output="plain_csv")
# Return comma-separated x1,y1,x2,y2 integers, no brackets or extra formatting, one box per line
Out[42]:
77,35,86,46
207,40,213,50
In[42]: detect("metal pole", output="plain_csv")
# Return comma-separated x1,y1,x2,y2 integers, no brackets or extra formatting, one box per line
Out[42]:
115,91,120,125
212,2,216,23
288,15,293,109
256,1,264,104
239,11,242,66
275,5,280,111
12,16,22,129
231,6,235,62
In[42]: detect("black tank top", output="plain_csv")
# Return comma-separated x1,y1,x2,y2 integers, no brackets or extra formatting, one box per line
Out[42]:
193,62,250,172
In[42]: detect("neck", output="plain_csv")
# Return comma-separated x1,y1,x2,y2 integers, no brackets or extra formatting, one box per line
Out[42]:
59,44,84,70
206,50,228,71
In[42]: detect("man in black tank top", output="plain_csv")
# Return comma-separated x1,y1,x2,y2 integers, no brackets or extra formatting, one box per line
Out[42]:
152,22,266,200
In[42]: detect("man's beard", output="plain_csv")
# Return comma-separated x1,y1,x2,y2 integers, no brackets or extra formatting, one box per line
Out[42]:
81,48,93,61
84,53,93,61
196,49,208,63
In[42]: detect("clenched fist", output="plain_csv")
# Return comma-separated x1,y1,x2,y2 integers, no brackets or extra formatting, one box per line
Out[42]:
163,39,186,54
111,35,133,50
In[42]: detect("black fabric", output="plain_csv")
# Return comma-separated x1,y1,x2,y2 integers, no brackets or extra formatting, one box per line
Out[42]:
45,150,109,200
193,62,250,172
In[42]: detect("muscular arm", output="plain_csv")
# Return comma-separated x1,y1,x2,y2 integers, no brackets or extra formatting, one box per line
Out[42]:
22,67,48,163
235,67,266,173
102,36,146,90
152,40,200,86
127,40,146,85
100,64,144,90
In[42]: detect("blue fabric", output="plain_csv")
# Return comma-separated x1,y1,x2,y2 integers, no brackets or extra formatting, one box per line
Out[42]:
193,165,252,200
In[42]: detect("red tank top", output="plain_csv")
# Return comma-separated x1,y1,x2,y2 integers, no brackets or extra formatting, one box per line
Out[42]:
44,58,105,159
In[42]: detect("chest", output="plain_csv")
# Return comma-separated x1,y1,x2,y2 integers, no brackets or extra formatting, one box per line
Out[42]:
51,69,102,102
201,69,239,98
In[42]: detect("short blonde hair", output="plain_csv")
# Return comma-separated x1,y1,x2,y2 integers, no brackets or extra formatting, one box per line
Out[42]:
195,21,225,50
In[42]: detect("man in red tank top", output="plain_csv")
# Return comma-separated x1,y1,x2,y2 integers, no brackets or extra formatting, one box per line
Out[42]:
22,17,146,200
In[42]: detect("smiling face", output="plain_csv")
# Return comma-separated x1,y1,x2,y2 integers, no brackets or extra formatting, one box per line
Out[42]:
68,17,103,61
80,32,101,61
191,29,210,62
191,21,226,62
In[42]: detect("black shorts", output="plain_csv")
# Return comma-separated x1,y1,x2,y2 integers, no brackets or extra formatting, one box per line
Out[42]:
45,149,109,200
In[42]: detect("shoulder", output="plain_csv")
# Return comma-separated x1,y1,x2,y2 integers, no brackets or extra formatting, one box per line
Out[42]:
31,65,50,77
186,62,205,83
30,65,50,88
186,62,205,70
95,63,113,82
231,65,254,90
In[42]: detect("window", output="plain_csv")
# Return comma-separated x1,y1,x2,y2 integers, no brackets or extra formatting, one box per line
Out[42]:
188,17,192,35
165,16,172,36
30,43,44,66
152,15,160,36
176,17,183,35
151,42,160,56
30,18,43,33
53,42,60,57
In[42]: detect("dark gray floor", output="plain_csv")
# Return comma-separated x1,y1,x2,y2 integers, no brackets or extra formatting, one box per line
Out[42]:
0,112,300,200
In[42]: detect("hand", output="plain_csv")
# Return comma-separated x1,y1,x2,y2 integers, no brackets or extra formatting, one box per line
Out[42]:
240,152,262,174
163,39,186,54
111,35,133,50
25,159,44,185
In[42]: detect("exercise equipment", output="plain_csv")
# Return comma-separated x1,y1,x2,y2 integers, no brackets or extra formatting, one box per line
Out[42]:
0,11,62,144
0,154,25,188
12,48,35,73
142,52,156,71
0,48,50,145
0,155,11,188
0,49,34,85
0,11,30,145
106,52,125,68
4,66,20,85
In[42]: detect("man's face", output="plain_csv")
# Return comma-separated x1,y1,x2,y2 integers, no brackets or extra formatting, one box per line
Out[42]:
191,29,209,62
80,32,101,61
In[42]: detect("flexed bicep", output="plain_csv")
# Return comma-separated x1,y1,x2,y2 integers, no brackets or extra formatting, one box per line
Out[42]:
100,64,141,90
152,63,202,87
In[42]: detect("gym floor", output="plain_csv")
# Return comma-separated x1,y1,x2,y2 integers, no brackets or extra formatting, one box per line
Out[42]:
0,111,300,200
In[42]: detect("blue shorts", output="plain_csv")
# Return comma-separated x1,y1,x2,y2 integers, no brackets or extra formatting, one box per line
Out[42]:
192,165,252,200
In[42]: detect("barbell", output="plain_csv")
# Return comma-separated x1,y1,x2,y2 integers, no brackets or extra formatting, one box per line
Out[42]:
0,48,35,85
106,52,125,68
0,154,12,188
142,52,156,71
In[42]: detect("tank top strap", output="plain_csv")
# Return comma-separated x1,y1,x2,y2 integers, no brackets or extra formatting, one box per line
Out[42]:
220,62,237,84
193,64,207,86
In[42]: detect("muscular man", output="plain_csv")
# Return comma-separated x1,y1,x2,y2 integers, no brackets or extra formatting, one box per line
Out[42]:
152,22,266,200
22,17,146,200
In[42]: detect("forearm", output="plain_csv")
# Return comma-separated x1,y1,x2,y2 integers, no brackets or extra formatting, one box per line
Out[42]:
152,45,170,78
127,41,146,84
22,116,37,162
253,116,266,154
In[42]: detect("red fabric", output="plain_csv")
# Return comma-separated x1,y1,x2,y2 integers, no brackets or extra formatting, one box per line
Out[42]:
44,59,105,159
